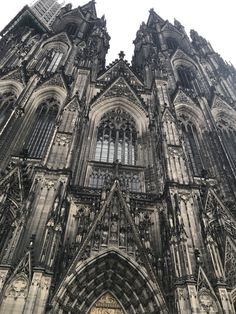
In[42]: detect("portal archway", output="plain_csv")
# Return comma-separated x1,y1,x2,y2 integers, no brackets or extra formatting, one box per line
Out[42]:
52,250,168,314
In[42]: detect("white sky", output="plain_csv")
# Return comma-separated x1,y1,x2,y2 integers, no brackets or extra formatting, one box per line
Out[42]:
0,0,236,67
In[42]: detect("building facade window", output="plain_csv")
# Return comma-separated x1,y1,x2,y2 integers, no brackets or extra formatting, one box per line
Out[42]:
25,97,59,159
0,91,17,128
177,65,201,92
217,121,236,165
166,37,178,50
47,49,64,73
181,122,203,176
95,108,137,165
66,23,77,36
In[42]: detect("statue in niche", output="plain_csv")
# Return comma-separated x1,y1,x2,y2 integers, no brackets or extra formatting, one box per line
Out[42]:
110,221,118,241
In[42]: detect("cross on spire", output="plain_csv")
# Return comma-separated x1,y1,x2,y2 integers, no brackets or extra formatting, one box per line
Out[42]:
119,51,125,60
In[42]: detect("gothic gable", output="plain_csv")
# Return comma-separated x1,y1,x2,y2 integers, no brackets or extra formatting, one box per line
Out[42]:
197,267,222,313
63,96,80,112
1,69,25,87
80,0,97,18
203,188,236,239
161,21,182,36
66,181,156,274
43,32,72,49
171,48,197,68
40,73,68,91
91,76,147,113
224,237,236,288
97,58,144,89
173,88,197,107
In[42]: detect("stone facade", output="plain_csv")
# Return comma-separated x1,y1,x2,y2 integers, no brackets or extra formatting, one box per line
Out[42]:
0,1,236,313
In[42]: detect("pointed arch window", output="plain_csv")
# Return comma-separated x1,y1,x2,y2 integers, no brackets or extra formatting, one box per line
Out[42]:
0,91,17,129
66,23,77,36
181,122,203,176
166,37,178,50
177,65,201,93
217,120,236,165
47,49,64,73
25,97,59,159
95,108,137,165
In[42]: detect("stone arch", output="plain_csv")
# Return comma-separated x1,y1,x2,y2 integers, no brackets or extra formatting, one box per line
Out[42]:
212,106,236,165
171,50,205,93
0,80,23,97
23,89,65,159
52,249,167,314
175,103,212,176
0,273,29,314
175,103,206,131
90,97,148,135
74,97,150,185
198,288,221,314
30,35,71,72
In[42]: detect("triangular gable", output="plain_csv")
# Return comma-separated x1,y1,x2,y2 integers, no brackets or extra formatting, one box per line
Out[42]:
147,9,165,27
80,0,97,18
91,76,147,112
40,73,67,91
224,237,236,287
161,20,182,36
162,106,176,124
66,180,157,279
197,266,221,312
44,32,72,48
171,48,197,67
1,69,25,86
98,59,144,88
204,188,236,236
212,94,236,113
0,166,24,204
63,96,80,112
173,88,197,107
4,249,33,294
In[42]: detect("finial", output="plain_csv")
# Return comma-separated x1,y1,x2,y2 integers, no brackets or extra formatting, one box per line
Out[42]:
149,8,154,13
119,51,125,60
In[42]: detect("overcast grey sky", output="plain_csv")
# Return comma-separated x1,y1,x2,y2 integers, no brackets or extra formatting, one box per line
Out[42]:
0,0,236,66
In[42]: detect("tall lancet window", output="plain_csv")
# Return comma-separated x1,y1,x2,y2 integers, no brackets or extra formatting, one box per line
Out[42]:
47,49,64,73
177,65,200,93
95,108,137,165
0,91,17,129
181,122,203,176
217,120,236,165
25,97,59,159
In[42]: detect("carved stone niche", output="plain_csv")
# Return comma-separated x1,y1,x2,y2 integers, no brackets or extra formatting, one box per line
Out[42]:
89,292,124,314
5,275,28,299
198,288,219,314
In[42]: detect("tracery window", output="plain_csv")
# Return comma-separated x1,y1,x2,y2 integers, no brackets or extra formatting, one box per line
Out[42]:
95,108,137,165
66,23,77,36
47,49,64,73
217,120,236,164
166,37,178,50
0,91,17,128
177,65,200,92
25,97,59,159
181,121,203,176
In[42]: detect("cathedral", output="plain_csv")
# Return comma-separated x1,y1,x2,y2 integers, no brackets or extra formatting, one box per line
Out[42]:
0,0,236,313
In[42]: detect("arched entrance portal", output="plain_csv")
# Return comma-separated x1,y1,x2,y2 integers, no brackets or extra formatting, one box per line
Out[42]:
52,250,168,313
90,292,124,314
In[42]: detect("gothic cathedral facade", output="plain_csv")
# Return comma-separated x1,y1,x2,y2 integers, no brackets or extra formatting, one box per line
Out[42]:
0,1,236,313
